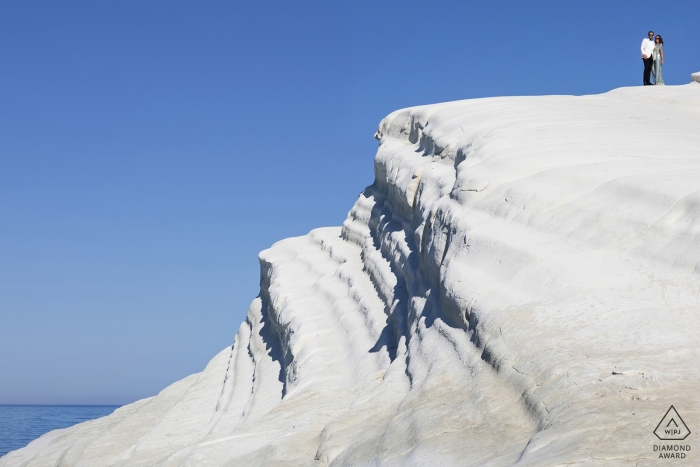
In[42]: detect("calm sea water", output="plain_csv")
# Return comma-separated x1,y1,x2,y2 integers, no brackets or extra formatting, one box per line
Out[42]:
0,405,120,458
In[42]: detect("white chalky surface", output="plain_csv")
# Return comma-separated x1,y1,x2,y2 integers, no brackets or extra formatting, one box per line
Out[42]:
3,81,700,466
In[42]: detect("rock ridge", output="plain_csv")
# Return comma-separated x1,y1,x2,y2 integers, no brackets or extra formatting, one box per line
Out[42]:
3,81,700,466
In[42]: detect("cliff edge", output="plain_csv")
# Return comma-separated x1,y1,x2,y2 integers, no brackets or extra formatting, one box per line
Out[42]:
3,78,700,466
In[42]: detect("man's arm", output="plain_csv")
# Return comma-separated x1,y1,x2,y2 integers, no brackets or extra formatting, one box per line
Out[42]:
641,39,647,59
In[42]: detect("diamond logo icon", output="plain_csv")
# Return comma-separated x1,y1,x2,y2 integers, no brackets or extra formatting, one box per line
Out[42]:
654,406,691,440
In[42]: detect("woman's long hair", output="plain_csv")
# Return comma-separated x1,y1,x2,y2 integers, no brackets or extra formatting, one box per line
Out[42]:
655,35,664,45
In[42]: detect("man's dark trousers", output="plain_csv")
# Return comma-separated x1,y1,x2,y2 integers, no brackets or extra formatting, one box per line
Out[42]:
643,57,654,85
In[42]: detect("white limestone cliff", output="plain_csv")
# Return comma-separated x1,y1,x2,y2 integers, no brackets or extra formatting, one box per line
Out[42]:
3,77,700,466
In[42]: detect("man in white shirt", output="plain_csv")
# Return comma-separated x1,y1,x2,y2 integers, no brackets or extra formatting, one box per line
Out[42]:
641,31,656,85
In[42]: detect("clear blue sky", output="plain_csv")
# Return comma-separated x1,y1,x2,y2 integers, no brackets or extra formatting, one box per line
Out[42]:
1,0,698,405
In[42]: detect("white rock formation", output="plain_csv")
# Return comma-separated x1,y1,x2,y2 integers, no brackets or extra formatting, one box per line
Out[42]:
3,78,700,466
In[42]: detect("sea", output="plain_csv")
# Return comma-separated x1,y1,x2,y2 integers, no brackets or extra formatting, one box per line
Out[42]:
0,405,120,458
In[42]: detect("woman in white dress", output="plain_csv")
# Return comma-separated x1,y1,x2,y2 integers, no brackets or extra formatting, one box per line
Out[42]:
652,35,664,85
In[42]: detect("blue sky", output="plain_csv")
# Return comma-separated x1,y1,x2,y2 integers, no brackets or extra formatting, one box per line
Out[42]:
1,0,698,405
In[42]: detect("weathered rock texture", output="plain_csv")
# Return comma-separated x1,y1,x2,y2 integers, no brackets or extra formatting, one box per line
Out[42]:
3,80,700,466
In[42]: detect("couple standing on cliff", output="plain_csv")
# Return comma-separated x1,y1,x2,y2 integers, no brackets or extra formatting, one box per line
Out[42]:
641,30,664,85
